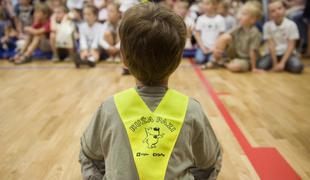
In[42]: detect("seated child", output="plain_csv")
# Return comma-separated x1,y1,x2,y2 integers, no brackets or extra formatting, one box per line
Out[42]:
218,1,237,32
79,3,222,179
205,1,263,73
0,5,18,57
13,2,52,64
76,5,102,68
50,5,76,62
194,0,226,64
257,0,303,74
14,0,34,37
99,2,121,62
174,1,195,49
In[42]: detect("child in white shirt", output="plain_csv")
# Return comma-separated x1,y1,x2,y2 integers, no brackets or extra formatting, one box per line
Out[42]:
194,0,225,64
257,0,303,74
77,5,102,68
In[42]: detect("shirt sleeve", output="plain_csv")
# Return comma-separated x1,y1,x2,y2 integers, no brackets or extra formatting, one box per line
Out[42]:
218,16,226,33
81,104,105,160
191,101,222,179
79,150,105,180
288,21,299,40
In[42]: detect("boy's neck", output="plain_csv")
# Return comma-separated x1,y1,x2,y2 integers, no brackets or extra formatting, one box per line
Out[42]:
136,79,168,88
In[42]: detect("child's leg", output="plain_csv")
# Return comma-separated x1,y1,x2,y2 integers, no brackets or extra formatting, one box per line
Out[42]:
213,34,232,61
103,31,118,56
50,32,58,59
80,50,89,60
23,35,43,57
19,35,33,54
257,54,273,70
284,55,304,74
226,59,250,72
195,48,207,64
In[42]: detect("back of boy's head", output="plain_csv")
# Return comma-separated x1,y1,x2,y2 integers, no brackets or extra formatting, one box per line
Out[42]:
119,3,186,86
242,1,262,20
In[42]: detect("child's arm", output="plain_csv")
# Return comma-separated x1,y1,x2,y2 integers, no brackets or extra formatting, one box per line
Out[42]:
79,106,106,179
267,39,278,69
79,25,88,51
250,49,265,73
79,150,105,180
194,31,209,54
24,26,46,36
191,102,222,179
249,31,263,72
275,40,296,71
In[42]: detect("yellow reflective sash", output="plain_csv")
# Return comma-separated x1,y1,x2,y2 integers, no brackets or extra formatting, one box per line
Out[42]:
114,88,189,180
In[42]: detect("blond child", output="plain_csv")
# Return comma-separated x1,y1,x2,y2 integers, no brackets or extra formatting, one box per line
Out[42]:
205,1,263,73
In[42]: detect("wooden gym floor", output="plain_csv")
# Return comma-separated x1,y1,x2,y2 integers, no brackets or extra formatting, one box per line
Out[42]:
0,59,309,179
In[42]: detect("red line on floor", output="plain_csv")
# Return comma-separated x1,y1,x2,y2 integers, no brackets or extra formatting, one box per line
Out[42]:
189,58,300,180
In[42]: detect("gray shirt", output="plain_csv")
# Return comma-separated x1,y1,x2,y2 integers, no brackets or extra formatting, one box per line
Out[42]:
79,86,222,180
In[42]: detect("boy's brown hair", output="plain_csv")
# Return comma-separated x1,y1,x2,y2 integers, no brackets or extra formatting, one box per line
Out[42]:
119,3,186,86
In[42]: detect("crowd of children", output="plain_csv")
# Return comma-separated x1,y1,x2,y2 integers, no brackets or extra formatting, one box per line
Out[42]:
0,0,308,74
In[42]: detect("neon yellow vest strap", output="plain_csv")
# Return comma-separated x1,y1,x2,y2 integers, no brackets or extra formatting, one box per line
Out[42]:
114,88,189,180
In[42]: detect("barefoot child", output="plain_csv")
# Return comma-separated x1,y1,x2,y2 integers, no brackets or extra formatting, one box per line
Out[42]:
79,3,222,179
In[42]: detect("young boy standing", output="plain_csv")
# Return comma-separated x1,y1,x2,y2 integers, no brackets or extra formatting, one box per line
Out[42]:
79,3,222,180
194,0,226,64
205,1,263,73
257,0,303,74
